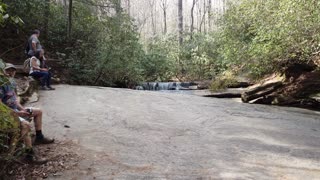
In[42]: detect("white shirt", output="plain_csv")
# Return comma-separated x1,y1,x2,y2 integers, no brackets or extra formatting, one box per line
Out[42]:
29,56,41,74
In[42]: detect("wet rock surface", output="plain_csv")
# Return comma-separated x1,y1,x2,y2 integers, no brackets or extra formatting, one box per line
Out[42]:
35,85,320,179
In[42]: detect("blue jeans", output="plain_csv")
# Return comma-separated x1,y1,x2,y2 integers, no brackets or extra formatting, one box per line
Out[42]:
30,71,52,87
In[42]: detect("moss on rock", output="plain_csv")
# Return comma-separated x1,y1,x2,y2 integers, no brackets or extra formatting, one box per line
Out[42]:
0,99,20,155
0,61,20,155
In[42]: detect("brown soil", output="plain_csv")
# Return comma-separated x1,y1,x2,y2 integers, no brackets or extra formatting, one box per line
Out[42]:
8,140,82,179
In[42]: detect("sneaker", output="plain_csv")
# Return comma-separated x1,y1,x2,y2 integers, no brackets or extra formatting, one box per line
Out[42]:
34,137,55,145
47,86,55,90
24,155,48,165
40,86,49,90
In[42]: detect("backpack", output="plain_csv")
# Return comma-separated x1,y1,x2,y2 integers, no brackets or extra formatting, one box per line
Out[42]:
24,41,30,55
23,58,31,73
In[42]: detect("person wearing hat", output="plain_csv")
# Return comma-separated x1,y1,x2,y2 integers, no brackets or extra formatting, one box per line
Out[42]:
1,63,54,164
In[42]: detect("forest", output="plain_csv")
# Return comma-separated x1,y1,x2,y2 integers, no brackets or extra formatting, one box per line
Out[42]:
1,0,320,178
0,0,319,87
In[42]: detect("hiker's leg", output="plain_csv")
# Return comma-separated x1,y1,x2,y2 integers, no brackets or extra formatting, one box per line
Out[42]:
20,120,32,148
20,116,47,164
30,108,42,132
31,108,54,144
45,72,51,87
30,72,47,87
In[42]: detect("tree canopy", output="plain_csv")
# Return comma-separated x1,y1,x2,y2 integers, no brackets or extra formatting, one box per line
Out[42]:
0,0,319,86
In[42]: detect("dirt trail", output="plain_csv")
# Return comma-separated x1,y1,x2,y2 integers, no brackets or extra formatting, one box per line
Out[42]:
32,85,320,179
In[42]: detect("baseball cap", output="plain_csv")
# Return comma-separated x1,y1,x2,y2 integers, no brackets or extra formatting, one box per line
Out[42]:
4,63,17,71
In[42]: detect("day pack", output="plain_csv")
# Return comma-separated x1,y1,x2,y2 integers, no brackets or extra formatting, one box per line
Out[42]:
23,58,31,73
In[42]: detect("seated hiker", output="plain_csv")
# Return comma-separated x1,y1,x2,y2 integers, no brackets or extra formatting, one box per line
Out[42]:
1,64,54,163
29,50,55,90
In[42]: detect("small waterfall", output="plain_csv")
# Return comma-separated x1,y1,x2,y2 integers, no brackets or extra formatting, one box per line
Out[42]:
136,82,197,91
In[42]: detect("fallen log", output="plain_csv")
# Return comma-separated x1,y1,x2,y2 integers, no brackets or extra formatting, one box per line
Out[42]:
241,66,320,110
204,93,241,98
251,96,275,104
241,82,283,103
279,71,320,98
274,97,320,110
227,82,252,88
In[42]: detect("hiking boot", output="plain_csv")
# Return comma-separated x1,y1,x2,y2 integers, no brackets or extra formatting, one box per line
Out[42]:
34,137,55,145
24,155,48,165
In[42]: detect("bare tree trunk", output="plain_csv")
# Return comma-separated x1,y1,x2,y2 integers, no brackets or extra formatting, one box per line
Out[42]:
115,0,121,14
190,0,197,39
208,0,212,31
160,0,168,35
67,0,72,39
149,0,156,37
127,0,130,15
218,0,221,20
154,0,157,36
63,0,68,20
197,1,201,33
203,0,206,33
43,0,50,42
178,0,183,45
163,6,167,35
199,0,207,33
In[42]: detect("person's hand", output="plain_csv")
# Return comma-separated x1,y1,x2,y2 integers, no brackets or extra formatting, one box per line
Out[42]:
15,110,30,117
41,68,48,72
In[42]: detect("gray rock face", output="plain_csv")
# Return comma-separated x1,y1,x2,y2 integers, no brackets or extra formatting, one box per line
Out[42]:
37,85,320,179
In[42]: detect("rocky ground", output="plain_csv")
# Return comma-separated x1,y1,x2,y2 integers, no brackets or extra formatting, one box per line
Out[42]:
15,84,319,179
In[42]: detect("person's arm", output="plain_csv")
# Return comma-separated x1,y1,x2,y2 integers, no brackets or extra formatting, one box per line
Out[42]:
31,36,38,52
15,110,30,117
32,41,37,52
0,86,29,117
14,92,30,117
15,99,25,111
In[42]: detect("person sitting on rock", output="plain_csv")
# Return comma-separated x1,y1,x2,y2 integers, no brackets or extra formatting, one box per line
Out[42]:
0,63,54,163
29,50,55,90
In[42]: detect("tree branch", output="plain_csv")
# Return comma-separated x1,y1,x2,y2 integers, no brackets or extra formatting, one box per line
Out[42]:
0,44,24,58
